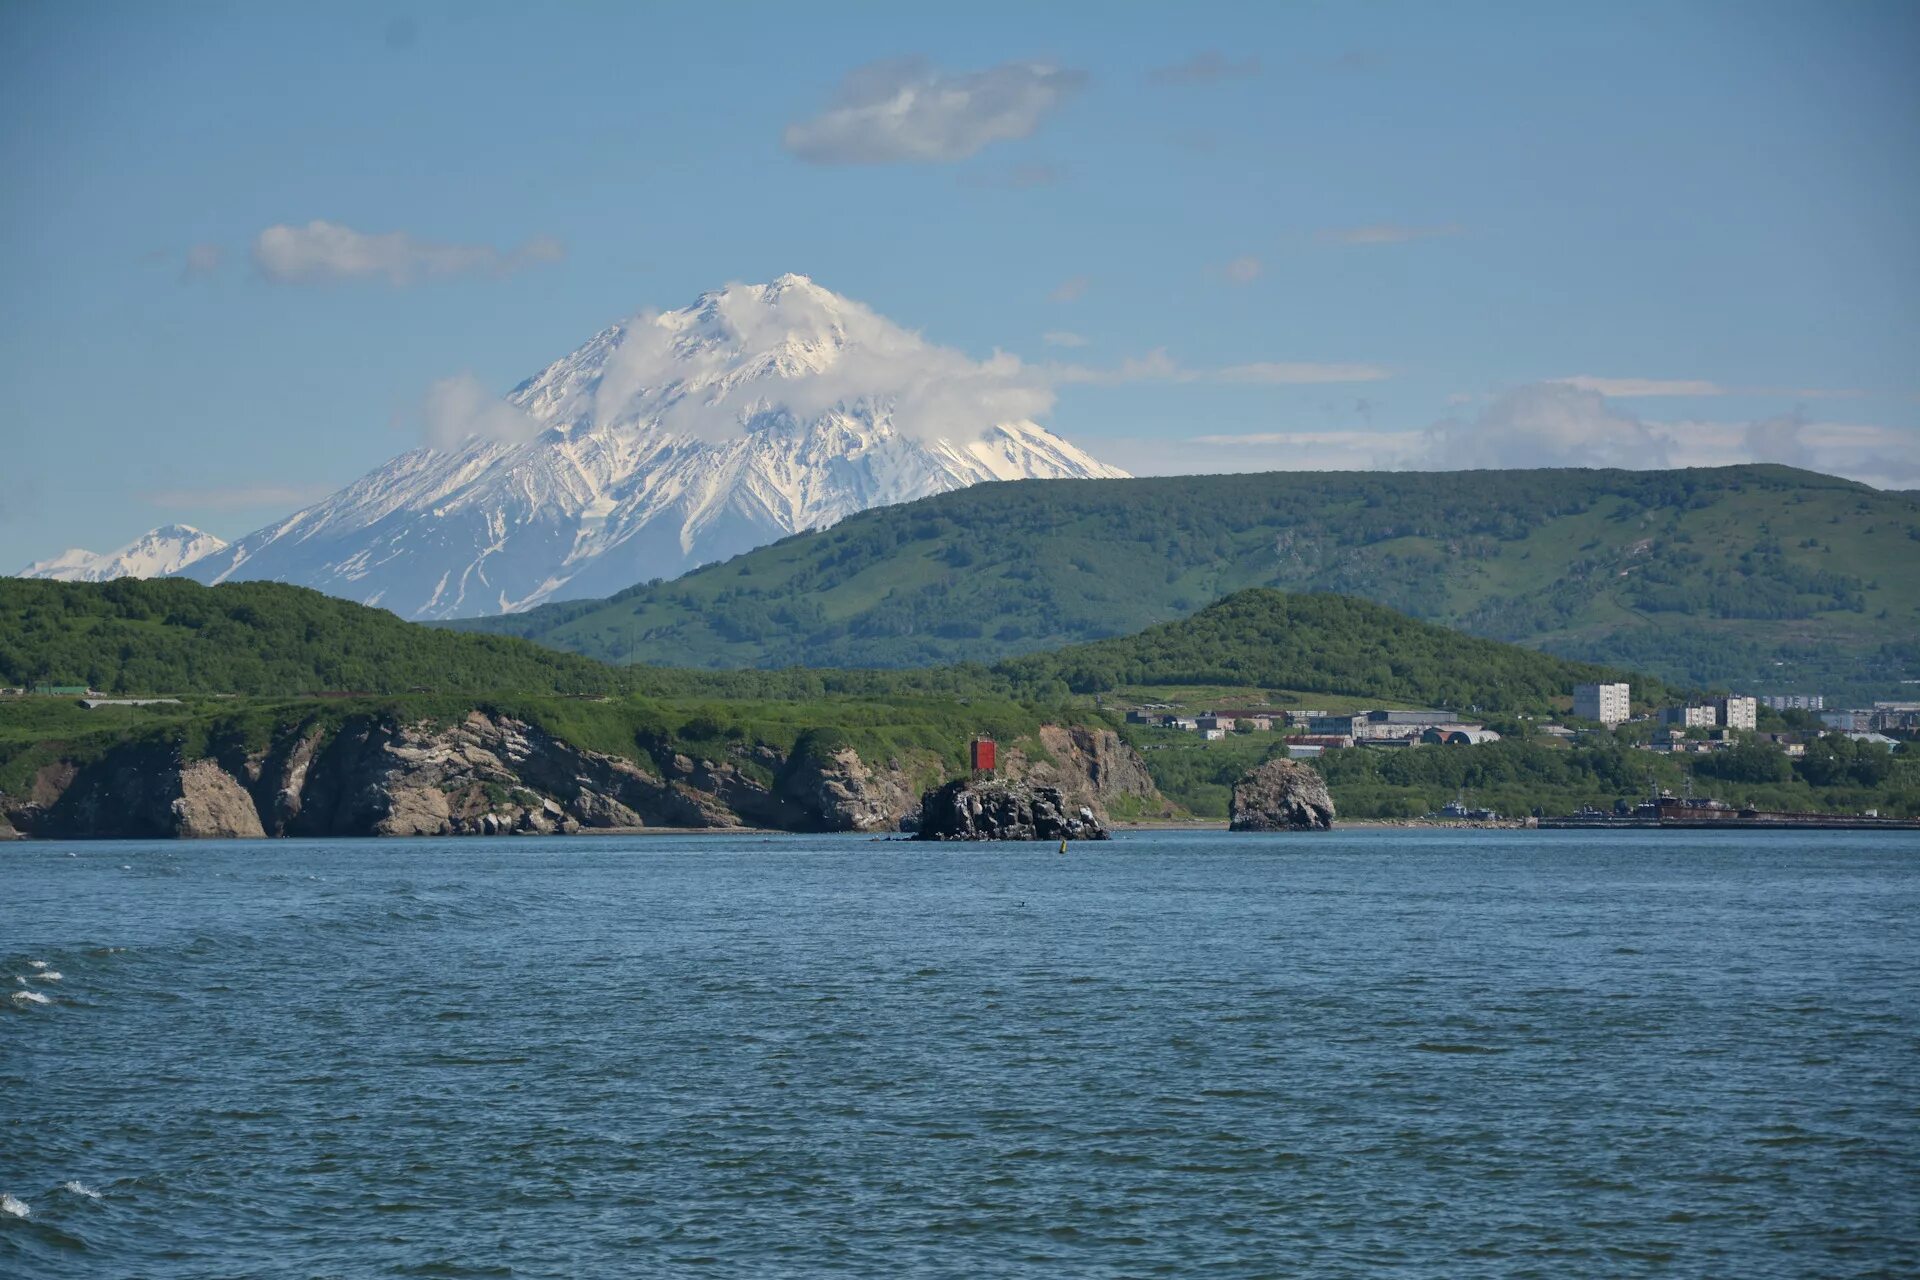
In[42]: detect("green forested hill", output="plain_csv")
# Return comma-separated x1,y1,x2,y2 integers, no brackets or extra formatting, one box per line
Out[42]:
456,464,1920,698
0,576,1637,715
0,578,622,695
997,589,1659,712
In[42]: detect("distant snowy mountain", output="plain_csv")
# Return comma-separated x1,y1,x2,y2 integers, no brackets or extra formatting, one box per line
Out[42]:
182,275,1127,619
18,524,229,583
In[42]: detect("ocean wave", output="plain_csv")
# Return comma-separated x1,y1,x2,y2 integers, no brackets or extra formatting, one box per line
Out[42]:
28,960,49,970
11,990,53,1005
0,1193,28,1218
61,1181,102,1200
34,971,63,982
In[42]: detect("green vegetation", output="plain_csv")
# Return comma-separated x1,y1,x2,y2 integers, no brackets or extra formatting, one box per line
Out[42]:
0,578,618,696
995,590,1662,712
1129,731,1919,821
454,464,1920,700
3,575,1909,827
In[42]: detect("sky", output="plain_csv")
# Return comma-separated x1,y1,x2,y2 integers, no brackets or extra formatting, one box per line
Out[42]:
2,0,1916,569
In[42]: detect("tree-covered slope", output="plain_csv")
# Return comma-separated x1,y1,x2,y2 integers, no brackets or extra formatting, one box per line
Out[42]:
455,464,1919,697
0,578,622,695
997,589,1659,712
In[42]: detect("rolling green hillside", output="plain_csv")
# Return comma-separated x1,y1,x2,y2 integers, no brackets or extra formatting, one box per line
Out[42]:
996,589,1659,712
0,578,621,696
457,465,1920,698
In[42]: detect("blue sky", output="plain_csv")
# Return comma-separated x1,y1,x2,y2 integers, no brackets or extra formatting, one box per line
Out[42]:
2,0,1916,568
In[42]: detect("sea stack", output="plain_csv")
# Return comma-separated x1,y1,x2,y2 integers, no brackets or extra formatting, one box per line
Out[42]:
913,778,1110,842
1229,758,1336,831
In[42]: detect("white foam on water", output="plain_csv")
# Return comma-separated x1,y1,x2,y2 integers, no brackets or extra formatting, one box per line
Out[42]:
11,990,52,1005
36,971,62,982
120,865,132,871
28,960,48,970
61,1181,102,1200
0,1193,28,1218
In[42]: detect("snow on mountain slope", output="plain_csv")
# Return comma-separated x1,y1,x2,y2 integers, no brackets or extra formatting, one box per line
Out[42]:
17,524,229,582
181,275,1127,618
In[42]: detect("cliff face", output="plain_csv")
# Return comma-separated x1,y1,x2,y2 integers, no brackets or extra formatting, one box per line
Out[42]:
1000,725,1169,820
0,712,1160,840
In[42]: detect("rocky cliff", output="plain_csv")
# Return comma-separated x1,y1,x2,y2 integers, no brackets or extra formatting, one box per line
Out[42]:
0,711,1160,840
1229,758,1336,832
998,724,1169,820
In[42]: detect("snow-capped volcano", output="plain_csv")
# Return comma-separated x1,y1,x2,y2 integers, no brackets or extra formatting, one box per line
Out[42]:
18,524,229,583
181,275,1126,618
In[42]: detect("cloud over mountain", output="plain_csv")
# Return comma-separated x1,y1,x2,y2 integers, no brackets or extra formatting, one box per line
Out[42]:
783,59,1085,164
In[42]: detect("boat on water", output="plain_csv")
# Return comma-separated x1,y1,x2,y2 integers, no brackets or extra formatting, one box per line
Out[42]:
1539,784,1920,831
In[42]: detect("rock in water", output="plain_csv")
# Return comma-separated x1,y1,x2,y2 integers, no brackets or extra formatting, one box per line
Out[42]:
1229,758,1336,832
913,779,1110,842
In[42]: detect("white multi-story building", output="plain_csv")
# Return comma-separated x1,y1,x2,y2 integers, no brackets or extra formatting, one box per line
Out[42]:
1715,696,1758,731
1662,705,1718,728
1574,682,1631,725
1763,694,1824,711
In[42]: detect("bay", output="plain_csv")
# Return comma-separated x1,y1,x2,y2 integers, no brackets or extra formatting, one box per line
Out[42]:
4,829,1917,1277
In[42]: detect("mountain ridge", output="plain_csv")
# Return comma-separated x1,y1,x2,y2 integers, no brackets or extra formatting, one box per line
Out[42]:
452,463,1920,699
17,524,228,583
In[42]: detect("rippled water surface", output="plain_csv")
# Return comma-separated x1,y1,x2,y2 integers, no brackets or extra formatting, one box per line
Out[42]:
4,829,1918,1277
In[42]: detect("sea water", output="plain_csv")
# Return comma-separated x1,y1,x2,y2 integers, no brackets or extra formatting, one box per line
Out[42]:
3,829,1916,1277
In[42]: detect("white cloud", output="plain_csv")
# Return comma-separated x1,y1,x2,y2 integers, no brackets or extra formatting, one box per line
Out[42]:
588,283,1055,446
420,372,544,449
1320,223,1463,245
783,58,1085,165
1220,255,1263,285
1422,383,1672,469
1042,330,1089,347
1555,375,1867,399
1554,375,1728,397
1148,52,1261,86
1053,349,1390,386
252,221,564,285
1048,275,1090,303
1217,361,1389,385
1111,381,1920,489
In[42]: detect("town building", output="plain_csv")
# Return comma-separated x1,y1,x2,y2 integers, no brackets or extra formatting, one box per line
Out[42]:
1366,709,1458,726
1821,710,1872,733
1574,682,1631,725
1421,726,1503,745
1763,694,1824,711
1198,727,1227,741
1290,734,1356,751
1715,696,1758,730
1307,714,1366,737
1661,705,1718,728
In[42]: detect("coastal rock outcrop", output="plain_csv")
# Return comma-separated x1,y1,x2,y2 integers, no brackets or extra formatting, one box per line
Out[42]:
913,778,1110,842
0,713,1162,841
1229,758,1336,832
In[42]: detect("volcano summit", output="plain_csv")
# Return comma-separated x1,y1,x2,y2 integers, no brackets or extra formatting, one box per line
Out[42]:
183,275,1125,618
